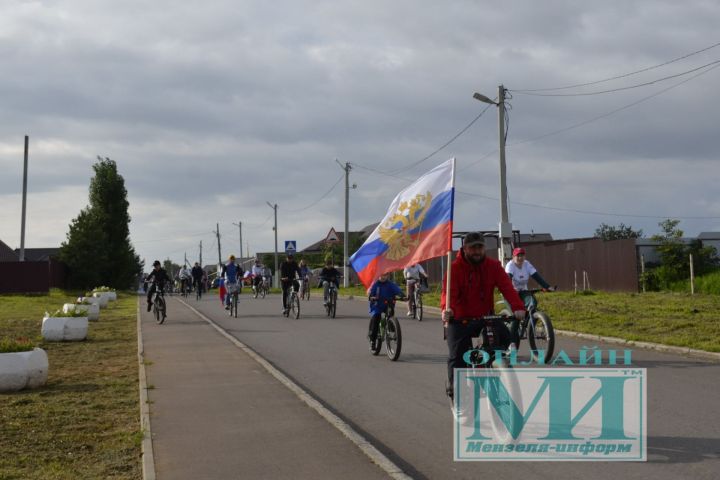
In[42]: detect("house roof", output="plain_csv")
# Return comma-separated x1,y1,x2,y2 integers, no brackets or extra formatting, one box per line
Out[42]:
698,232,720,240
0,239,18,262
14,248,60,261
300,223,379,253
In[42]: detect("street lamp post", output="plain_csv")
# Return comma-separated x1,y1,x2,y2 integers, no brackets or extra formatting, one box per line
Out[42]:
232,221,243,260
266,202,278,288
473,86,512,264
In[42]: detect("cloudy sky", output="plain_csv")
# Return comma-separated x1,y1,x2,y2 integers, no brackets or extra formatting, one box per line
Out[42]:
1,0,719,267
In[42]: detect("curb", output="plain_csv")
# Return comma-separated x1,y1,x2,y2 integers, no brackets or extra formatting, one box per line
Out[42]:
137,299,156,480
339,295,720,362
177,297,413,480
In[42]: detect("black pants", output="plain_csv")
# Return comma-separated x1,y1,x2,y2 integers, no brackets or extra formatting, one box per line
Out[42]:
445,319,512,394
367,305,394,341
281,280,299,309
146,284,157,305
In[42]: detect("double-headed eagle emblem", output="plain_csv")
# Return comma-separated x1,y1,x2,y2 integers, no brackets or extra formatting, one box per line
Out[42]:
378,192,432,260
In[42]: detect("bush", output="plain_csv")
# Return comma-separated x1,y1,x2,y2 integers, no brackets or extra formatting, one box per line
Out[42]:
0,337,35,353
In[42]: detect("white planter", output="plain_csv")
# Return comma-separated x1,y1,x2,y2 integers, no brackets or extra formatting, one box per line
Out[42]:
0,348,48,392
42,316,89,341
93,292,109,308
79,296,101,306
106,291,117,301
63,303,99,321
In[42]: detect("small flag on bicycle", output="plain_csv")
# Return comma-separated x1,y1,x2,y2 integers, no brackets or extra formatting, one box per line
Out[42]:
350,158,455,288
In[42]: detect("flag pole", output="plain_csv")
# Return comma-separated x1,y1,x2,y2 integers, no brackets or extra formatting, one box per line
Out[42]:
444,158,456,336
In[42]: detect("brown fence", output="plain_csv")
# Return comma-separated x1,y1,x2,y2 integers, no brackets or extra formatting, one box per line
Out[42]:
0,260,67,294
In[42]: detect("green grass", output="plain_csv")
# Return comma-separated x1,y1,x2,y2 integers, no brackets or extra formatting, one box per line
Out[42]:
335,284,720,352
0,289,140,479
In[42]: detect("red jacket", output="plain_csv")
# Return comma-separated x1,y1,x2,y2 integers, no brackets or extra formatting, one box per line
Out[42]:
441,251,524,319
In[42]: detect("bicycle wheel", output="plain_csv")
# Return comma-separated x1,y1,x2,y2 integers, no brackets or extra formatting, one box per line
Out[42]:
330,291,337,318
292,293,300,319
528,311,555,362
233,292,238,318
385,316,402,361
485,357,522,444
253,285,259,299
156,297,166,324
416,294,423,322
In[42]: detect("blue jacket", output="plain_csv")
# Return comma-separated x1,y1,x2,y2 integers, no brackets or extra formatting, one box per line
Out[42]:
368,280,403,315
222,262,242,284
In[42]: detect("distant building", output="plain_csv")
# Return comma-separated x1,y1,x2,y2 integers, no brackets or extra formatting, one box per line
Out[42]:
698,232,720,257
13,248,60,262
0,239,18,262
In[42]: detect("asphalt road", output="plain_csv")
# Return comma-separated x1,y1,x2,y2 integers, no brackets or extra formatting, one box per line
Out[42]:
176,290,720,480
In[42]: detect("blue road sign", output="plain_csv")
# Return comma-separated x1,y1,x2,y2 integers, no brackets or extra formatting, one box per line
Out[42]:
285,241,297,253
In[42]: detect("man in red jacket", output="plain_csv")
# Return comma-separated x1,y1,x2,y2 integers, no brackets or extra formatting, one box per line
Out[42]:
441,232,526,399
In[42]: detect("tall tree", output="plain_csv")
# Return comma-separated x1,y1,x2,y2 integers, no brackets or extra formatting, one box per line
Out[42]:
594,223,643,241
60,157,141,289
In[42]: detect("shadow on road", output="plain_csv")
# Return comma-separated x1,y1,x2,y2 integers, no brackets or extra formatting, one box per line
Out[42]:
401,353,447,364
648,435,720,464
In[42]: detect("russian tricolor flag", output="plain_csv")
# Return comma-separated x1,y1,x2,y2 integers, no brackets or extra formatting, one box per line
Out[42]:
350,158,456,288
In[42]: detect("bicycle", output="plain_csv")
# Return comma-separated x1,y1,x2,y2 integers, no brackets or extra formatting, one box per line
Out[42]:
301,276,311,301
368,297,403,361
407,278,425,321
283,281,300,319
449,315,522,441
226,283,240,318
324,283,338,318
151,283,167,324
260,277,269,298
180,278,191,298
194,279,203,300
499,288,556,361
252,277,261,299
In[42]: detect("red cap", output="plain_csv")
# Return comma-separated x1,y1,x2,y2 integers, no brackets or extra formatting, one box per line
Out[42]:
512,247,526,256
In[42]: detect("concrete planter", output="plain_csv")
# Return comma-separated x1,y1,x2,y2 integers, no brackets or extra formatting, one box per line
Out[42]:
78,296,101,306
105,291,117,302
42,316,88,341
92,292,109,308
63,303,100,321
0,348,49,392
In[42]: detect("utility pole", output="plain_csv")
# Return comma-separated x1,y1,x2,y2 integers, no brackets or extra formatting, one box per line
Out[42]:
184,252,187,268
473,85,512,265
232,221,243,259
214,223,222,266
267,202,278,288
336,159,353,287
19,135,29,262
199,240,203,267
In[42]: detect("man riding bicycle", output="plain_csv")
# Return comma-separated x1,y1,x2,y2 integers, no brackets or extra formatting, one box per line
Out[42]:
251,259,264,292
279,253,301,315
191,262,204,293
221,255,243,310
440,232,525,401
504,247,554,349
319,260,341,306
403,263,427,317
178,265,192,294
146,260,171,312
367,272,405,346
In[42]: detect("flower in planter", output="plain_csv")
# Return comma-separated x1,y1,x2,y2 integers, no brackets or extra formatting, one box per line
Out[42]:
0,337,35,354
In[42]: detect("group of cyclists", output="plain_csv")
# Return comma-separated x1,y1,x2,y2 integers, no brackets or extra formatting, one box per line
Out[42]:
144,231,553,413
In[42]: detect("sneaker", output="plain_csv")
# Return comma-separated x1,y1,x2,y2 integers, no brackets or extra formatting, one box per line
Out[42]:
225,305,230,310
505,343,518,357
147,303,152,312
406,311,412,317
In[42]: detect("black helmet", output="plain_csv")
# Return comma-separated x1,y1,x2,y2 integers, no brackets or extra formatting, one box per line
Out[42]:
153,260,161,267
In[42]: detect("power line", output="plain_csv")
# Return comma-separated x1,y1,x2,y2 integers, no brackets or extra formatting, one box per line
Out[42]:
513,40,720,92
507,61,720,148
456,190,720,220
352,101,495,176
285,173,344,213
511,59,720,97
133,231,209,244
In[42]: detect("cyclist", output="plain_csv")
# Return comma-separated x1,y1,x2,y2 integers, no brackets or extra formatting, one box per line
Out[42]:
319,260,341,306
299,260,312,297
504,247,554,348
251,259,264,293
221,255,243,310
440,232,525,402
367,272,405,346
178,265,192,295
191,262,204,294
403,263,428,316
145,260,171,312
279,253,301,314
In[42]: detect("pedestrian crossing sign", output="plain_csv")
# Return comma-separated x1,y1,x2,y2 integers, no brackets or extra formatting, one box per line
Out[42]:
285,241,297,253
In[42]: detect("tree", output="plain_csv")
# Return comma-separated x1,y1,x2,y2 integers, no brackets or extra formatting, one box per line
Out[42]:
60,157,142,289
594,223,643,241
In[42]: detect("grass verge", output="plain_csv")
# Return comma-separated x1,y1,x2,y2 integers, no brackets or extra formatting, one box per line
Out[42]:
0,289,140,480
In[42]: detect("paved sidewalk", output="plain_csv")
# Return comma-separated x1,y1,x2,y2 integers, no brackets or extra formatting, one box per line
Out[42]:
140,296,389,480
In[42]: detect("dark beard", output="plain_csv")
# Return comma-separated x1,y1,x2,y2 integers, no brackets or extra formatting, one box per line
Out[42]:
463,250,485,265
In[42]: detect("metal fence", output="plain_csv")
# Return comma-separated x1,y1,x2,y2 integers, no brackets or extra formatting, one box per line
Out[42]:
0,260,67,294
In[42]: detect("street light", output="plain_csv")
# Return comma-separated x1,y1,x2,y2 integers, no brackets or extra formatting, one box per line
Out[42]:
231,221,243,260
266,202,278,288
474,86,512,264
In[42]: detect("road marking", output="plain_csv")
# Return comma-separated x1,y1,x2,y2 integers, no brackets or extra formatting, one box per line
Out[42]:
177,297,413,480
137,299,157,480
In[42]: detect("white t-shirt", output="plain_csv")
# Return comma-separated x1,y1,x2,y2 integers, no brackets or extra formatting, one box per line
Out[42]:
403,264,426,282
505,260,537,291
